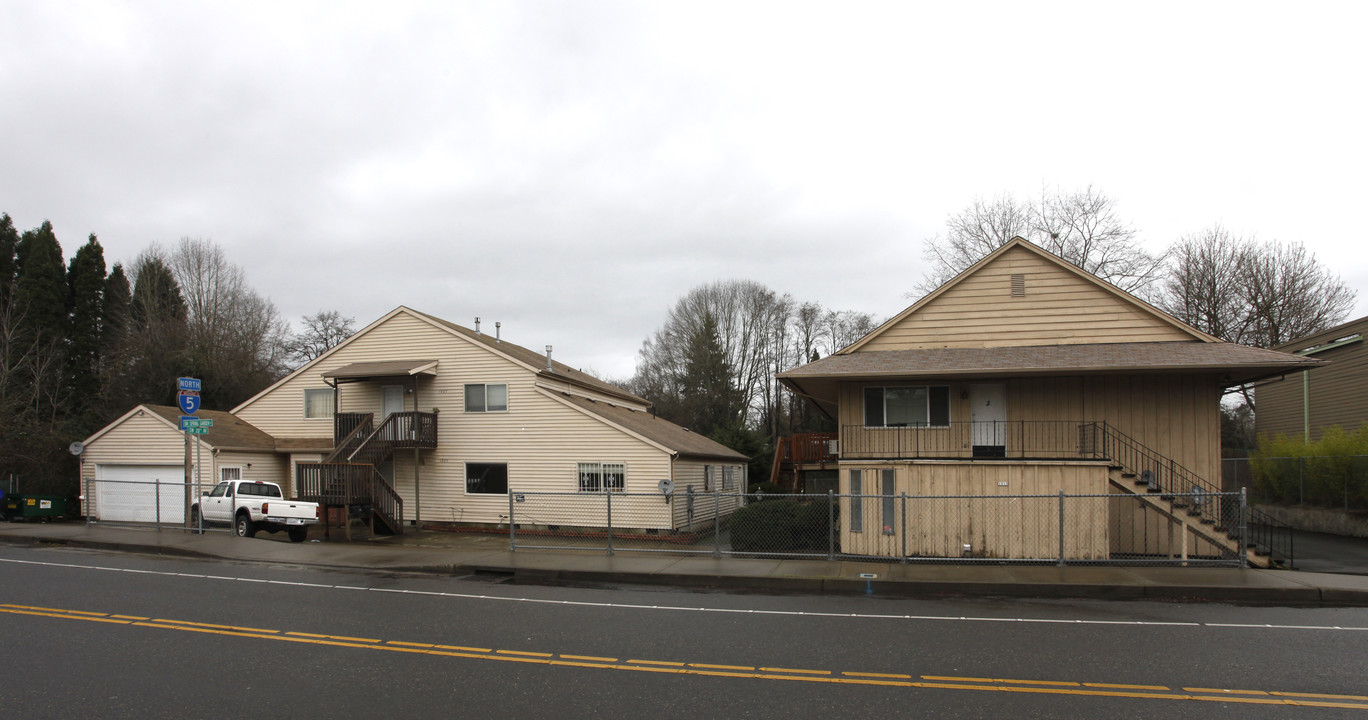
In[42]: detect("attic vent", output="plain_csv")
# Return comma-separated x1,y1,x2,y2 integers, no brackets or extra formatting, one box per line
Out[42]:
1011,273,1025,297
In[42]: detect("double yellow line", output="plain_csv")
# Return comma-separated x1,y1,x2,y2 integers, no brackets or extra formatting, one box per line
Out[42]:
4,603,1366,711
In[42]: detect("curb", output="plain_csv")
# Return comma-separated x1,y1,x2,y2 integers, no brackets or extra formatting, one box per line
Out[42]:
5,532,1368,607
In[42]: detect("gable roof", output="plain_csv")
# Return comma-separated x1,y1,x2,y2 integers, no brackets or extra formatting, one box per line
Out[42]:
550,392,749,462
234,306,646,414
843,237,1217,354
84,404,276,451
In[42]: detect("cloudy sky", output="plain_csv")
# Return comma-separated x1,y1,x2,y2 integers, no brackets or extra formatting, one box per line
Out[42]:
4,1,1366,379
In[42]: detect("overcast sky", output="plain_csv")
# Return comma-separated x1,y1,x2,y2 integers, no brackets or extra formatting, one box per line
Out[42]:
4,1,1365,379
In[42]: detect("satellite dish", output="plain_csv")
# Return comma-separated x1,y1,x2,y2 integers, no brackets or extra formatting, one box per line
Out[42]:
658,478,674,496
68,441,85,456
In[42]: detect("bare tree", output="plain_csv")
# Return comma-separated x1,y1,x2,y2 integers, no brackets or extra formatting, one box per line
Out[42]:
285,310,357,367
1160,226,1357,410
918,186,1167,297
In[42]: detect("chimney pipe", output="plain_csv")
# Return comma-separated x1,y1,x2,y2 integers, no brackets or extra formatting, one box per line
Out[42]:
545,345,553,372
495,322,501,343
475,317,481,335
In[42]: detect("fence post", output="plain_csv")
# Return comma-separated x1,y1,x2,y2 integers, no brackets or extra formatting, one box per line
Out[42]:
155,479,161,532
900,492,907,564
827,490,835,561
713,489,722,558
605,490,614,556
1057,490,1066,567
85,474,91,528
1298,457,1305,505
1238,487,1249,568
508,491,515,551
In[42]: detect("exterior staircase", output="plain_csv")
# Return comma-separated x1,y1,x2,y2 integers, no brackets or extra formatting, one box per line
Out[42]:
1092,423,1292,568
294,411,435,536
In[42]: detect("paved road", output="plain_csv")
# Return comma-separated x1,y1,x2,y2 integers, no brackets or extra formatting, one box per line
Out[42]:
3,545,1367,719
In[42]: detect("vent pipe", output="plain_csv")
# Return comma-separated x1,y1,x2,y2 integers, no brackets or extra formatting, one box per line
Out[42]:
495,322,501,343
545,345,553,371
475,317,482,335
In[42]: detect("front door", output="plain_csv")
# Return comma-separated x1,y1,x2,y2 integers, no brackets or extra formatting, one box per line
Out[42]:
969,383,1006,457
381,385,405,441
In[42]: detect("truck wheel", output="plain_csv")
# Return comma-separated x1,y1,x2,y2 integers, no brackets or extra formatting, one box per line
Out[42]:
189,506,202,533
288,527,308,543
235,513,256,538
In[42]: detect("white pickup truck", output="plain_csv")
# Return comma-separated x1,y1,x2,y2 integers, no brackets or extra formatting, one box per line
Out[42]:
190,479,319,542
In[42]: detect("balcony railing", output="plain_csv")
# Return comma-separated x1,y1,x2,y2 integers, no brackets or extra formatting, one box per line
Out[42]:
840,421,1103,460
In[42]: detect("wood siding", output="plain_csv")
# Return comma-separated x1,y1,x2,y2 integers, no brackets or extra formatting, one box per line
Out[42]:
860,246,1193,350
840,461,1110,559
836,374,1222,487
1256,318,1368,442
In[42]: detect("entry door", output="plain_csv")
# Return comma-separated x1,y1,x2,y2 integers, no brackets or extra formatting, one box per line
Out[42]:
969,383,1006,457
381,385,405,441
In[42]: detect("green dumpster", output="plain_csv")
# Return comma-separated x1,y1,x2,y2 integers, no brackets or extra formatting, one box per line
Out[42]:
1,494,67,521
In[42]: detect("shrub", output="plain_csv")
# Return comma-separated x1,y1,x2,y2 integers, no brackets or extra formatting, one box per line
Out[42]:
729,498,835,553
1251,423,1368,510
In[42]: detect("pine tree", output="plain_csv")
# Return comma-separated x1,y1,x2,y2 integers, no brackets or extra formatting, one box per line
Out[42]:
66,234,107,418
101,263,130,357
14,220,68,342
0,213,17,310
675,312,744,438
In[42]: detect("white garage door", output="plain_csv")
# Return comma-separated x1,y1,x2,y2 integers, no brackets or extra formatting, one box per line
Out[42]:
96,464,188,523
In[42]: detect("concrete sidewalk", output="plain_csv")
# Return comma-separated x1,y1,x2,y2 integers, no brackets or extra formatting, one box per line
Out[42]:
3,521,1368,606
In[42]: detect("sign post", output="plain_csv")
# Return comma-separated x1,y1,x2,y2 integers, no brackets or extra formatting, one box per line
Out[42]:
178,378,203,530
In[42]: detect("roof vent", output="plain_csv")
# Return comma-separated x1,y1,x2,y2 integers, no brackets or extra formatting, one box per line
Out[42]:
1011,274,1025,297
475,317,482,335
545,345,553,372
495,321,501,343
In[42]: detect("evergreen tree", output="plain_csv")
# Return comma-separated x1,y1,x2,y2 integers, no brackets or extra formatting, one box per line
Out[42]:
0,213,17,309
101,263,130,357
106,254,188,408
66,234,107,418
14,220,68,341
675,312,744,438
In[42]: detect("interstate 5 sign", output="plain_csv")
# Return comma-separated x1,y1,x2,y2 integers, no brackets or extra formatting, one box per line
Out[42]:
178,392,201,415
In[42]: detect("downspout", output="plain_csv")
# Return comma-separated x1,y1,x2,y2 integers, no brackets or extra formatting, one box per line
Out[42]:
1303,369,1310,444
414,376,421,529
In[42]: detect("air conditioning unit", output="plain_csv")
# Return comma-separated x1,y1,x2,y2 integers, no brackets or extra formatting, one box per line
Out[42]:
826,440,840,456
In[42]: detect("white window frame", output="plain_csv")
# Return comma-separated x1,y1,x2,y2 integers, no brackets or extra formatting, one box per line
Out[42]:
464,462,509,495
578,462,625,492
303,388,335,419
722,466,735,491
220,466,243,484
464,383,509,413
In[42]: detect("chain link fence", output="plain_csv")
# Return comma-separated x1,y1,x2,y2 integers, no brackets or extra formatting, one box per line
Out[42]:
82,476,227,533
1224,455,1368,511
508,490,1252,566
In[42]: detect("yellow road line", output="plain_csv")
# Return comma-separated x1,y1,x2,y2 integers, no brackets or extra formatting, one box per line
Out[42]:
4,604,1366,712
285,631,379,643
761,667,831,676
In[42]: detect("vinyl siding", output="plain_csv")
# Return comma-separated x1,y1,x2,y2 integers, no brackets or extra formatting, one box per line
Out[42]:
80,410,201,517
861,246,1193,350
1256,320,1368,442
668,460,745,531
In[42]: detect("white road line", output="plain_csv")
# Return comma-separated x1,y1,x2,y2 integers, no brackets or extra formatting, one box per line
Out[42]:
3,556,1366,632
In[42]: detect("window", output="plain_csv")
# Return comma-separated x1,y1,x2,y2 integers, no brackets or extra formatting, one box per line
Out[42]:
304,388,334,419
881,469,896,535
703,465,713,492
578,462,625,492
849,470,862,533
220,467,242,484
464,383,508,412
209,483,228,498
863,385,950,427
722,466,735,491
465,463,508,494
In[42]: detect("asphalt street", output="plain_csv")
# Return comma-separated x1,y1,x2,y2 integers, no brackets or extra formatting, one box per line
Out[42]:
3,544,1367,719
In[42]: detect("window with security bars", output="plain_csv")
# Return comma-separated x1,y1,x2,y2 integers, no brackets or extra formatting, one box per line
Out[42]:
578,462,625,492
723,466,735,490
